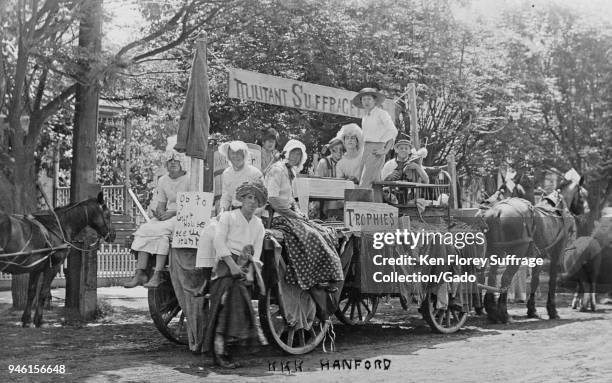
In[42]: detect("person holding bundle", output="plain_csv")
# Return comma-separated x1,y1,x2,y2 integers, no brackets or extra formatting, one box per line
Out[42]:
203,182,267,368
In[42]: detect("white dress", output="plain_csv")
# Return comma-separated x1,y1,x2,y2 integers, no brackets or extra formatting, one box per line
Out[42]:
131,174,189,255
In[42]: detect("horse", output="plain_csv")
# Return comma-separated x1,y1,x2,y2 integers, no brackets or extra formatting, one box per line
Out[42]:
561,216,612,312
0,191,115,327
477,174,588,323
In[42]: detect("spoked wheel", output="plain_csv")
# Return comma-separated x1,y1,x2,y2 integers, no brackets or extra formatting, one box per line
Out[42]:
421,293,468,334
335,286,379,325
148,274,189,345
259,286,329,355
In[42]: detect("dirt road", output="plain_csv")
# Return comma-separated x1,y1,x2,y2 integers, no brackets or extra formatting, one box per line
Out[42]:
1,288,611,383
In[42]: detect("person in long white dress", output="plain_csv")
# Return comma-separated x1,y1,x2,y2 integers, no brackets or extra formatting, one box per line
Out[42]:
125,152,189,288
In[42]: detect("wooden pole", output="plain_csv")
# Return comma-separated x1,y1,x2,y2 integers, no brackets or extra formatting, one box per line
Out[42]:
123,117,132,214
406,84,420,149
66,0,102,322
203,140,215,192
448,154,459,209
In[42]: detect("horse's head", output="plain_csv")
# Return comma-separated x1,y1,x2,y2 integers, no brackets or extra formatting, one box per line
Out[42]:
478,190,504,212
86,192,116,242
558,171,589,216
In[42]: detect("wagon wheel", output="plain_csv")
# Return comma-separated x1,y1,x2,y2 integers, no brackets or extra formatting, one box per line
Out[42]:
335,286,379,325
259,285,329,355
148,274,189,345
421,293,468,334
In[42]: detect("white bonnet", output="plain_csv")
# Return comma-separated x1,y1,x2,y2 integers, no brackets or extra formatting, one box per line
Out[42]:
282,139,308,172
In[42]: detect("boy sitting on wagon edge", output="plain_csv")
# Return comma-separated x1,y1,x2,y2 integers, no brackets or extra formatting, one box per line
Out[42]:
381,132,429,183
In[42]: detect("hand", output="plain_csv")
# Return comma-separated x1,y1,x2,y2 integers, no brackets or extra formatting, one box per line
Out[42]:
403,162,420,171
158,211,175,221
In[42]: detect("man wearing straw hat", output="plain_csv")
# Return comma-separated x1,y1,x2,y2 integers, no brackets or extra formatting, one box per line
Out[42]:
352,88,398,188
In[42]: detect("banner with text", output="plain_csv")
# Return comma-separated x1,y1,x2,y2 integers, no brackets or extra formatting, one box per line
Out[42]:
172,192,214,248
228,68,396,118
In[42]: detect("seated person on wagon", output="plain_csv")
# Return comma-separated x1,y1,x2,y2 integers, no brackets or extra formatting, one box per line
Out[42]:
194,140,263,290
203,182,267,369
260,127,280,175
335,123,364,184
314,135,345,219
380,133,430,206
265,139,344,291
218,141,263,213
125,152,189,288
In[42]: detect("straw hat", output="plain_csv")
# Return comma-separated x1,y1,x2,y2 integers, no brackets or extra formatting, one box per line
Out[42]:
394,132,412,148
351,88,386,109
321,136,345,156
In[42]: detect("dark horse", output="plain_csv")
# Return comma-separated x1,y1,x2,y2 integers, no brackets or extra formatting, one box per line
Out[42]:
478,174,588,323
0,192,115,327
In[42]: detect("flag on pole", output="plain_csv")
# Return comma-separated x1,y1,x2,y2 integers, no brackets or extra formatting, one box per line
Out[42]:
174,37,210,160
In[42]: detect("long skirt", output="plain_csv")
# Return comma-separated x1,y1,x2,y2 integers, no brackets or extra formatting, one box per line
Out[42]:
169,248,209,353
131,217,176,255
203,258,259,354
272,216,344,290
359,142,386,188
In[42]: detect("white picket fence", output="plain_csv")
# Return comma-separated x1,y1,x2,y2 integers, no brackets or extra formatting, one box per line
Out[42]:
0,244,135,281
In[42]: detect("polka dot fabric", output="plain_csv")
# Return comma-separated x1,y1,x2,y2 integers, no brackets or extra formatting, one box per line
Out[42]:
272,216,344,290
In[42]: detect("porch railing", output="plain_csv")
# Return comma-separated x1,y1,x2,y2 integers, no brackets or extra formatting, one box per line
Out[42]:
56,185,135,215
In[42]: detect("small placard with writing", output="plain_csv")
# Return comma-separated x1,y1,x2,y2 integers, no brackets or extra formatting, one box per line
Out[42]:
172,192,214,248
344,201,398,232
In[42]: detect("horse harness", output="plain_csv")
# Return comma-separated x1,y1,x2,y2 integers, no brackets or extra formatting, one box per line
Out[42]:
0,214,71,272
487,199,572,257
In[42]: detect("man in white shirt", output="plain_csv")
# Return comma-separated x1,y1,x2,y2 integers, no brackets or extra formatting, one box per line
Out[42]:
352,88,398,188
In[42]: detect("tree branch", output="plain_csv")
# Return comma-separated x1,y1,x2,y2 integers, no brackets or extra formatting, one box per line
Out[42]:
38,83,76,122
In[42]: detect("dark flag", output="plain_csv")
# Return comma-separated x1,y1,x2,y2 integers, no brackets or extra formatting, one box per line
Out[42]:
175,38,209,160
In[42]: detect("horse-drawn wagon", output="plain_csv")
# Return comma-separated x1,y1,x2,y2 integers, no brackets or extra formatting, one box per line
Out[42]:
143,158,487,354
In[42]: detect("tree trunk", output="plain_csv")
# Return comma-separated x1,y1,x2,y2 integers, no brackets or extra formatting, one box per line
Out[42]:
9,119,39,309
65,0,102,323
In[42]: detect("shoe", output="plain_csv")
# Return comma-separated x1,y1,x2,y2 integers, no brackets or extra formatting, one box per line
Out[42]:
214,354,237,369
143,270,163,289
123,269,148,288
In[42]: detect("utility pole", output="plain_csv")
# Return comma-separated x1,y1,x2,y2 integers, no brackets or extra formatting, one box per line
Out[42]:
65,0,103,322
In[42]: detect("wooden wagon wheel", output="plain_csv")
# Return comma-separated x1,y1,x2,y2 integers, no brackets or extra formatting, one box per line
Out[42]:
148,273,189,345
259,285,329,355
421,293,468,334
334,286,379,325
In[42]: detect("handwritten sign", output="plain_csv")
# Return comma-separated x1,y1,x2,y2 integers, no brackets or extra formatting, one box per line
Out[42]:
344,201,398,232
228,68,396,118
172,192,214,248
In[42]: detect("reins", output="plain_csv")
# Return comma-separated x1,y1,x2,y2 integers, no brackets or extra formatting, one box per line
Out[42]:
36,183,104,253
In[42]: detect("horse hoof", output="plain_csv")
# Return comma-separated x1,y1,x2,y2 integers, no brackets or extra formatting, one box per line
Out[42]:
579,307,588,313
527,312,539,319
548,314,561,320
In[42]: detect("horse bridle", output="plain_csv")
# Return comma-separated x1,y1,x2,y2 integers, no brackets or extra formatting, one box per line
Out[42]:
48,199,112,252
